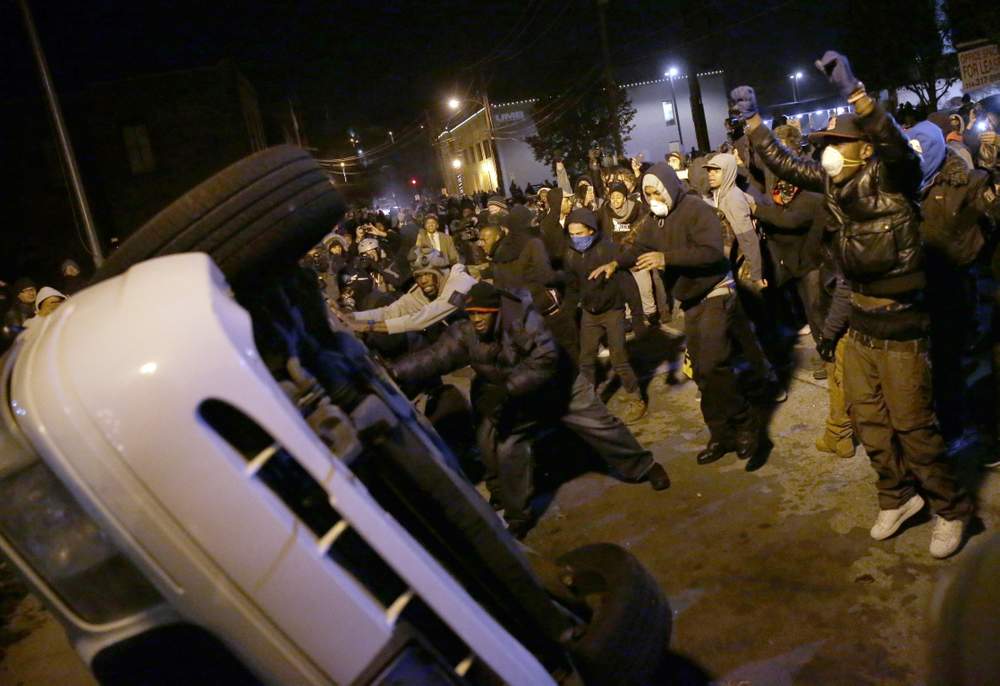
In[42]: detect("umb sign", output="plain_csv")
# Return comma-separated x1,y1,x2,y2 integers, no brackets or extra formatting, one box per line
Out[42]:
959,45,1000,91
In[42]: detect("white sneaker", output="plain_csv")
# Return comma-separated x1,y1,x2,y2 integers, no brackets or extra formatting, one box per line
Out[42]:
929,516,964,559
870,494,925,540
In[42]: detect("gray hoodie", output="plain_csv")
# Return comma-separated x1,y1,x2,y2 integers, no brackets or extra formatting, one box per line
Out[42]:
709,153,763,281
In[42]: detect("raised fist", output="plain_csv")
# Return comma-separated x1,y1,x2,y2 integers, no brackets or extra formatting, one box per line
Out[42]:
729,86,759,120
815,50,862,98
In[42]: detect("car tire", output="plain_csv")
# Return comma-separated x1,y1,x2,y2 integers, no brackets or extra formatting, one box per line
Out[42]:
556,543,671,685
91,145,344,286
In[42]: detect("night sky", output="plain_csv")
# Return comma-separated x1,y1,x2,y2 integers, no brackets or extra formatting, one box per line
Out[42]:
3,0,842,137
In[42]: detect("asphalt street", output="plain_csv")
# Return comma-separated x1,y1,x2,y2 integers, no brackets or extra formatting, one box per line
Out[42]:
2,331,998,686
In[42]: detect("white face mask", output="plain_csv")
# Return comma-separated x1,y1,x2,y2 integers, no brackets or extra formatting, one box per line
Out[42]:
821,145,864,177
649,198,671,217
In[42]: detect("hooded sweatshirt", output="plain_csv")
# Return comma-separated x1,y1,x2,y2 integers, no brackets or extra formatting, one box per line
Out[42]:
616,163,730,307
539,187,569,269
708,153,764,281
905,121,947,192
34,287,66,313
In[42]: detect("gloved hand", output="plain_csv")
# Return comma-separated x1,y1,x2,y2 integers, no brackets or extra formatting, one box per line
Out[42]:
475,383,509,421
817,335,837,363
729,86,758,120
815,51,862,98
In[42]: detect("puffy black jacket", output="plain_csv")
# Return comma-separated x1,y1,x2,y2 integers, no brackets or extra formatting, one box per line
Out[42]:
562,235,626,314
749,105,924,297
392,290,574,422
920,149,999,268
617,163,730,308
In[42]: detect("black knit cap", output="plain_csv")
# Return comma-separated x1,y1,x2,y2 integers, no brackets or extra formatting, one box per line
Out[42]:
565,208,599,232
608,181,629,197
465,281,502,312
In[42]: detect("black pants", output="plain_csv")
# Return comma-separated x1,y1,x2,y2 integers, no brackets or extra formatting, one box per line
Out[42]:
424,384,483,483
797,269,826,346
579,308,639,394
477,374,653,526
545,308,580,366
926,257,972,440
685,292,752,444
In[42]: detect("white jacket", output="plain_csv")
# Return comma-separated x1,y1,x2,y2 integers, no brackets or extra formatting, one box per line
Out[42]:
352,264,477,334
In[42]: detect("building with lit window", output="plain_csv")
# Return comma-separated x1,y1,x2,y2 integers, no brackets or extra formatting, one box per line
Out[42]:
435,70,731,196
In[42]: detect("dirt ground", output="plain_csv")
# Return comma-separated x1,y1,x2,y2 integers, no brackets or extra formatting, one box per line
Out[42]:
2,328,998,685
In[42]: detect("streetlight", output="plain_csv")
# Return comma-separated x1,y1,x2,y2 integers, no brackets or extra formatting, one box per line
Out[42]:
447,97,461,110
789,71,803,102
451,158,462,169
340,161,346,183
664,67,684,149
388,130,394,143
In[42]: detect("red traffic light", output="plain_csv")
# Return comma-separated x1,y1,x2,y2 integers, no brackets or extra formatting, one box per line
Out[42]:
410,178,418,186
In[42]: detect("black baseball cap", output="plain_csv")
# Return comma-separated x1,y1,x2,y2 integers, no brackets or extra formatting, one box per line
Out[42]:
808,113,867,144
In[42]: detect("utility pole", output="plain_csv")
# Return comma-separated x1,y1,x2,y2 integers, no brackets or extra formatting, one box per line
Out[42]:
666,71,684,149
18,0,103,267
480,83,504,194
596,0,623,157
688,71,711,154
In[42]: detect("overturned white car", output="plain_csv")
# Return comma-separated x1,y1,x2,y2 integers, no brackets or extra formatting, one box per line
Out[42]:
0,147,671,685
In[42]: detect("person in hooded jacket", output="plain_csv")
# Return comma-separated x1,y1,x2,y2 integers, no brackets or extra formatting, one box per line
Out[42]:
705,153,783,402
348,246,477,336
589,163,762,468
905,120,1000,444
562,208,647,423
598,181,652,330
354,237,404,296
748,124,828,362
734,50,974,558
928,111,975,170
539,186,573,268
59,259,84,295
479,206,579,362
704,153,766,290
391,282,669,537
25,287,67,328
3,278,37,342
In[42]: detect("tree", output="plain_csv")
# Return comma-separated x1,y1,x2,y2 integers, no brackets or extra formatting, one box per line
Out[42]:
839,0,958,112
525,77,636,179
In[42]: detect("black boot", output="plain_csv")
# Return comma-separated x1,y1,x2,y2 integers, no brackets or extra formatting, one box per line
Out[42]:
735,416,760,461
647,463,671,490
697,441,734,465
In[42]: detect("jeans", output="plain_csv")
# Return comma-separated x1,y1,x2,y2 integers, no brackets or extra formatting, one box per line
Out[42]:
843,332,972,521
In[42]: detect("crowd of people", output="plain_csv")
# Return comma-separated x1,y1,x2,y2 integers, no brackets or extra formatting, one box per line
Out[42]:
6,50,998,557
0,259,82,345
303,50,1000,555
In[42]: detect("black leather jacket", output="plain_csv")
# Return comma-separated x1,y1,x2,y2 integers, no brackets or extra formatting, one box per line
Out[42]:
392,291,575,421
749,104,925,298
